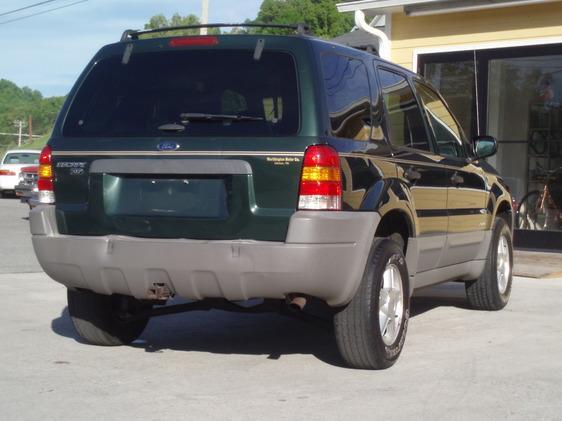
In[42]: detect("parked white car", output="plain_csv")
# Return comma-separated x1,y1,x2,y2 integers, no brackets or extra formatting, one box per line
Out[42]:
0,149,40,197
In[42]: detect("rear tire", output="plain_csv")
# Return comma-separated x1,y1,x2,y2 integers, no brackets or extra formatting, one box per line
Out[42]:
465,217,513,311
67,289,151,346
334,239,410,370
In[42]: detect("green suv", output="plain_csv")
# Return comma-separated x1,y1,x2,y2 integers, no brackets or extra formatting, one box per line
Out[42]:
31,25,514,370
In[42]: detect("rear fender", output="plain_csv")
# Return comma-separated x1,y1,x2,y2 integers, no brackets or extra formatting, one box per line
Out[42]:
372,179,417,238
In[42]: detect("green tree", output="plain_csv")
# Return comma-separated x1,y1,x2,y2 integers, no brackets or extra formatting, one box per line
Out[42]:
143,13,220,38
0,79,65,151
252,0,353,38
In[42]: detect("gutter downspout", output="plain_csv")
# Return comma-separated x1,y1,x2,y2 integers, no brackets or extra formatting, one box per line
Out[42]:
354,10,391,60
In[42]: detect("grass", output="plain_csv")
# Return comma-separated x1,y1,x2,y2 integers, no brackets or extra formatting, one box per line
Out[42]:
17,134,49,150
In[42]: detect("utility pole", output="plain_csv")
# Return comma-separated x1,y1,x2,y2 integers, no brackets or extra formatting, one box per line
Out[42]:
200,0,209,35
28,115,33,144
13,119,26,147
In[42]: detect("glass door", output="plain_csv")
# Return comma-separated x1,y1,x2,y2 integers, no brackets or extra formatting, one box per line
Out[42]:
422,53,478,141
419,43,562,248
487,54,562,232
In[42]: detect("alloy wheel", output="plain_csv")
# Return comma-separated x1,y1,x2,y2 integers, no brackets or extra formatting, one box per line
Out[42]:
379,262,404,346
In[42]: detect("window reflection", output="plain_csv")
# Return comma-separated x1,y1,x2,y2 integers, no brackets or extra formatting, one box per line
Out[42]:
416,82,465,158
322,54,374,140
378,68,430,151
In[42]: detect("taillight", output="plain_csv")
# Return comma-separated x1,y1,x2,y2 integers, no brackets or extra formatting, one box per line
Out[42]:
38,145,55,204
298,145,342,211
0,170,16,176
169,36,219,47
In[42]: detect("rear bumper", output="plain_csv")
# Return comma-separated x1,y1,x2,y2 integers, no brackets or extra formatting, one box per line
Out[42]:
31,206,380,306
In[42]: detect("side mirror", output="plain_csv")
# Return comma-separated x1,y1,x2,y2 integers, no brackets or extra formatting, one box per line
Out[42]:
473,135,498,159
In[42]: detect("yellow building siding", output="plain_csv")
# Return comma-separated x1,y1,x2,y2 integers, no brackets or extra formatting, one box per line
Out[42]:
391,1,562,71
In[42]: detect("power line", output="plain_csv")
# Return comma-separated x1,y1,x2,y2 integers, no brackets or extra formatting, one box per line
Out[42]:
0,133,41,138
0,0,87,25
0,0,59,18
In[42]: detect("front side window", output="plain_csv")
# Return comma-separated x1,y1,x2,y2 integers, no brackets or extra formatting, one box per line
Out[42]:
378,68,430,151
321,54,373,141
63,50,299,137
415,82,466,158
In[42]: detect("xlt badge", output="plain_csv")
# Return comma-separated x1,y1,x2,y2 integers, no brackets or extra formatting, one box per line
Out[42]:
56,161,87,176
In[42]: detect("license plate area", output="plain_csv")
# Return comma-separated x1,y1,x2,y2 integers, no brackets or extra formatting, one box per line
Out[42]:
103,174,229,219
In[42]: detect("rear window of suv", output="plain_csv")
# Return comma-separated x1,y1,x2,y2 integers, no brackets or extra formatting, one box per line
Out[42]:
63,50,299,137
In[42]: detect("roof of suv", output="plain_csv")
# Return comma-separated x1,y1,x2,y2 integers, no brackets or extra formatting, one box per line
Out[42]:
310,36,418,77
114,30,418,80
112,23,418,79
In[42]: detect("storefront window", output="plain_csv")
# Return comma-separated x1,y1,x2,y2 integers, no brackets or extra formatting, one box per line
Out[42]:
488,55,562,232
424,59,477,140
420,46,562,237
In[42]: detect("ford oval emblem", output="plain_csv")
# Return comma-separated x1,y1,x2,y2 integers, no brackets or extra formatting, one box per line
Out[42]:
157,142,180,151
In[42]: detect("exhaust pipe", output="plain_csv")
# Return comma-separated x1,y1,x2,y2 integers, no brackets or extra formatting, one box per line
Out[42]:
288,296,307,311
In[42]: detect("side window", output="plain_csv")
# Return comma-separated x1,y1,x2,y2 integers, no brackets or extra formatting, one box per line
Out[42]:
415,82,466,158
321,54,373,141
378,68,431,151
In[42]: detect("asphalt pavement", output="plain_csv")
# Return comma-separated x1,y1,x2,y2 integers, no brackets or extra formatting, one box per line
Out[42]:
1,197,561,421
0,197,41,274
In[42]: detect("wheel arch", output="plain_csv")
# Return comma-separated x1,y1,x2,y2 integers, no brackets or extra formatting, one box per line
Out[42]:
375,208,415,253
494,199,514,231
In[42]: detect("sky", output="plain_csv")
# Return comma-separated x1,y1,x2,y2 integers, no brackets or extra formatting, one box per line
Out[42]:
0,0,263,97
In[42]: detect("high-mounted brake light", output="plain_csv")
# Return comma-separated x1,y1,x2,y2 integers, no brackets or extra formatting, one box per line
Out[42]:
169,36,219,47
38,145,55,204
298,145,342,211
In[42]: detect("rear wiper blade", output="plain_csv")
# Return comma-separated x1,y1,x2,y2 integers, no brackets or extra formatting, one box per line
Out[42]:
157,123,186,132
180,113,264,123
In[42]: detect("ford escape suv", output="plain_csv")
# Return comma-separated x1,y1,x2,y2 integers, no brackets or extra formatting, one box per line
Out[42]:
30,24,514,370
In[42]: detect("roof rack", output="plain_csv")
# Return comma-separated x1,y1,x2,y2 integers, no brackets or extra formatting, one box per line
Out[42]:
120,23,311,42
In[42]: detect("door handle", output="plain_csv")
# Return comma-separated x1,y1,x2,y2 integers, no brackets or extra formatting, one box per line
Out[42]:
451,172,464,186
404,167,421,183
